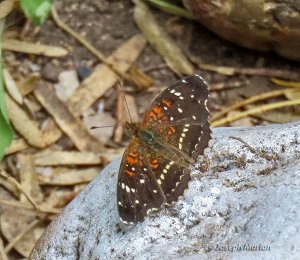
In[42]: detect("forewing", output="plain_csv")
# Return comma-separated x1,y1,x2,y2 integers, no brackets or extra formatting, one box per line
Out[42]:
117,139,165,223
142,74,211,160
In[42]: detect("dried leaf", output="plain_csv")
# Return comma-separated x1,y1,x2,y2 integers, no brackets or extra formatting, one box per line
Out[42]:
34,81,103,152
2,39,68,57
4,139,28,156
0,0,15,20
6,95,45,148
41,118,63,146
3,69,23,105
67,34,147,116
133,0,194,75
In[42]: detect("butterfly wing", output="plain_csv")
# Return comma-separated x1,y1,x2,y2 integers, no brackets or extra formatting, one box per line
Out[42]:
117,75,211,223
142,74,211,160
117,139,166,223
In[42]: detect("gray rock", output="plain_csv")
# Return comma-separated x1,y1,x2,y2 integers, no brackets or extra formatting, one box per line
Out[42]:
30,122,300,259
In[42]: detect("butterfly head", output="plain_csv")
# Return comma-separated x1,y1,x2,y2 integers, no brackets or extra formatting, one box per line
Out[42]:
124,122,139,138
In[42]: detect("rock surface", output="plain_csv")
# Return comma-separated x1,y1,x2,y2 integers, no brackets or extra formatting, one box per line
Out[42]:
30,122,300,259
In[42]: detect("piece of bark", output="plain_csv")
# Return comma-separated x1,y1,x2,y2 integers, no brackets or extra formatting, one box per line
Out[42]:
30,121,300,259
34,81,103,152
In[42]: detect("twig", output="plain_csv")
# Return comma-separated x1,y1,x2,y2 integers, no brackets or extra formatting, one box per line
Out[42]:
209,79,248,92
211,98,300,127
194,60,300,81
51,6,131,82
0,198,59,215
113,82,125,143
0,237,9,260
0,170,39,211
211,89,296,121
4,219,41,254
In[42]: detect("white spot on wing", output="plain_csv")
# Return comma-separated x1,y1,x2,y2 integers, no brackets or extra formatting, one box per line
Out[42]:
170,116,174,121
140,179,145,184
178,108,183,113
192,115,196,120
174,92,181,96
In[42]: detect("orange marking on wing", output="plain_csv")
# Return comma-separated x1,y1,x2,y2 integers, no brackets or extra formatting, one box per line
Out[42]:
167,126,176,136
151,164,158,170
125,170,135,177
127,156,137,165
162,99,173,108
152,159,158,164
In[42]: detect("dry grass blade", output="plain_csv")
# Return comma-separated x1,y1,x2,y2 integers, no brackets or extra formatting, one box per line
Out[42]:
67,34,146,116
271,78,300,88
211,89,295,121
133,0,194,75
6,95,45,148
0,0,15,20
33,151,120,166
2,39,68,57
34,81,104,152
211,99,300,127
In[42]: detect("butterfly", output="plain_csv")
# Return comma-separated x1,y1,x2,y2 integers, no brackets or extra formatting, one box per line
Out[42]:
117,74,211,223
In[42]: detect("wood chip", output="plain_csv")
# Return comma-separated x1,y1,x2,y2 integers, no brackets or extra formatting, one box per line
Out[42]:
133,0,194,75
18,154,42,204
34,81,103,152
67,34,147,116
2,39,68,57
6,95,45,148
37,167,100,186
33,151,121,166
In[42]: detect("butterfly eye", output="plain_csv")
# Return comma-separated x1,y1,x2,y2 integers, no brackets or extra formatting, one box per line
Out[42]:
138,129,155,145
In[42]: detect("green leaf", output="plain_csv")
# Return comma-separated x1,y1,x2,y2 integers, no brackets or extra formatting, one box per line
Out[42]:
19,0,53,26
0,20,13,160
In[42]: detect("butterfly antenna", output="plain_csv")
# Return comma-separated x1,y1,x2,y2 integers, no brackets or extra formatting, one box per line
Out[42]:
117,77,133,123
90,124,123,130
